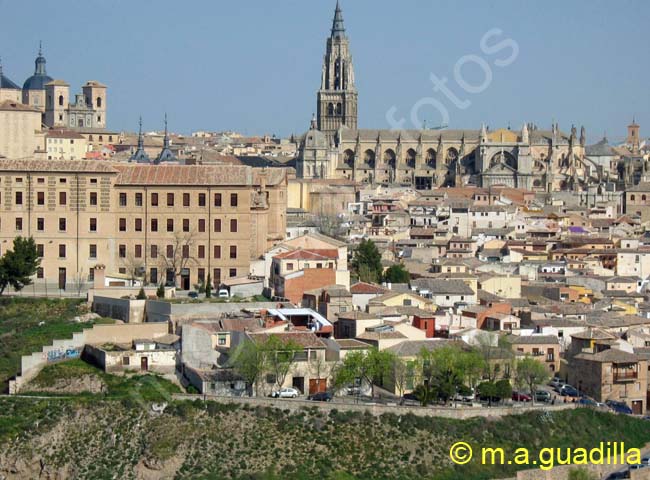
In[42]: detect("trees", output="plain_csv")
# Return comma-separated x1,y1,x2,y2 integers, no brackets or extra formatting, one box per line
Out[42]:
351,239,382,283
120,251,145,286
495,379,513,404
205,273,212,298
156,283,165,299
475,332,513,383
230,339,269,397
262,336,302,393
391,357,411,403
333,348,396,398
516,356,550,404
382,264,410,283
0,237,40,295
136,287,147,300
158,231,198,288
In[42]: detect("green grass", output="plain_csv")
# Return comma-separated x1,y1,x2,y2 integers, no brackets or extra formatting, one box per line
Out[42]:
0,297,115,392
27,358,181,402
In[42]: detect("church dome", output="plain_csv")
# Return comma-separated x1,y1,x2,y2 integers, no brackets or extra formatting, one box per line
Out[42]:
304,128,328,149
1,73,20,90
23,50,53,91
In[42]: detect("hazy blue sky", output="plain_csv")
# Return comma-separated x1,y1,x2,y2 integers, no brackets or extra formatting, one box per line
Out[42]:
1,0,648,142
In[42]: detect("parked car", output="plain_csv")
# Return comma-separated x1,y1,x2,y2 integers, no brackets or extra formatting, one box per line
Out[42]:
307,391,333,402
188,291,199,299
512,391,532,402
453,388,475,402
606,400,633,415
534,390,551,403
578,396,607,408
548,377,565,390
629,463,648,472
604,471,629,480
218,289,230,298
271,387,300,399
345,385,361,396
560,385,580,397
640,455,650,465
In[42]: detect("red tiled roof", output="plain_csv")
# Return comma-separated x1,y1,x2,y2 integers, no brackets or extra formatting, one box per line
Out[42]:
273,249,338,261
350,282,387,295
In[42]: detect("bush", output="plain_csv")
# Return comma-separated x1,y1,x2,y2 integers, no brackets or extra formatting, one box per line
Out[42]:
156,283,165,299
136,287,146,300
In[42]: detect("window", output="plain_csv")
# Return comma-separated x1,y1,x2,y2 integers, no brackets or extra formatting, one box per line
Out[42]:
135,244,142,258
59,192,67,205
183,193,190,207
230,193,238,207
150,268,158,284
89,218,97,232
214,193,222,207
198,193,206,207
198,219,206,232
167,193,174,206
230,245,237,259
229,268,237,278
15,218,22,231
230,219,238,233
167,219,174,232
135,193,143,206
135,218,142,232
122,356,129,366
287,263,294,271
119,193,127,207
151,193,158,206
37,267,44,279
151,245,158,259
198,245,205,259
166,245,174,258
119,218,126,232
59,218,67,231
182,245,189,258
151,218,158,232
37,244,44,257
15,192,22,205
37,192,45,205
214,245,221,259
37,218,44,231
198,268,205,283
214,219,221,232
59,244,66,258
89,244,97,259
59,178,66,184
213,268,221,284
183,219,190,232
89,192,97,205
118,244,126,258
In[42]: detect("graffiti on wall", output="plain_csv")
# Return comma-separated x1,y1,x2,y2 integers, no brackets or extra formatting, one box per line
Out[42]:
45,347,82,363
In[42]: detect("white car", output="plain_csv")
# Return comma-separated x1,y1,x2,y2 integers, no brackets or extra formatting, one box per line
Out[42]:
217,289,229,298
272,387,300,399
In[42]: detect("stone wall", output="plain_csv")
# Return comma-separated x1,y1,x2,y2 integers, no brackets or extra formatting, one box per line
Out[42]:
171,393,576,419
92,296,146,323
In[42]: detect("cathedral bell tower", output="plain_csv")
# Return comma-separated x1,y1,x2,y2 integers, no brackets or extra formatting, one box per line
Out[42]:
317,1,358,137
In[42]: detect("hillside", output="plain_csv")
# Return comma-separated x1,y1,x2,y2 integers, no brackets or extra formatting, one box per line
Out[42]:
1,394,649,480
0,297,114,392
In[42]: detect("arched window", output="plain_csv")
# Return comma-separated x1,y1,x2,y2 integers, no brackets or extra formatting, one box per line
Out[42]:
336,103,342,115
426,148,436,168
96,97,102,108
445,148,459,165
642,195,647,201
631,195,636,201
383,149,396,168
327,103,334,115
363,149,375,168
58,95,64,106
406,149,417,168
343,149,355,167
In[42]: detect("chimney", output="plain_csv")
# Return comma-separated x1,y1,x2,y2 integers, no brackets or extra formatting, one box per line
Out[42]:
93,264,106,289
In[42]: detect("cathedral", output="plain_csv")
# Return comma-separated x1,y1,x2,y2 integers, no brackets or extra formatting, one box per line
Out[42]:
0,44,107,131
297,2,600,193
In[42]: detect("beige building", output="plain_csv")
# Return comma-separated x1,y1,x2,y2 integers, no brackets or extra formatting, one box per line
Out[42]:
0,160,287,291
0,101,45,160
45,130,88,160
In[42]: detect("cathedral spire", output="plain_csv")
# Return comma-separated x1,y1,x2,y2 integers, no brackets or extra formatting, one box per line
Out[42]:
331,1,346,39
130,116,151,163
34,41,47,76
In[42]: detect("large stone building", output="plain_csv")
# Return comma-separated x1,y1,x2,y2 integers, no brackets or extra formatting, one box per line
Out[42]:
0,100,45,160
0,160,287,291
298,3,598,193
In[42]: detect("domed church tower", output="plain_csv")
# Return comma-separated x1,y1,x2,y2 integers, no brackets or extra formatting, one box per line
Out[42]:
22,42,53,113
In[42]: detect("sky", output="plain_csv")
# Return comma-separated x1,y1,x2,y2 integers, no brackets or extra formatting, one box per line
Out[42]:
1,0,648,143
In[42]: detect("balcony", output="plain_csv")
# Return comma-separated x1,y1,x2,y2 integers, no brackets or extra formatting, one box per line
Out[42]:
613,371,638,382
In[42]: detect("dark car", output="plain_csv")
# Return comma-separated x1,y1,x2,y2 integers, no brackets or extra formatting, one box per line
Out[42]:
606,400,633,415
188,291,199,299
534,390,551,403
308,391,333,402
560,385,580,397
604,471,629,480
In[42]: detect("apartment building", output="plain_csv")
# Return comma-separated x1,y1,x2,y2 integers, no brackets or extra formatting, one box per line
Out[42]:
0,160,287,290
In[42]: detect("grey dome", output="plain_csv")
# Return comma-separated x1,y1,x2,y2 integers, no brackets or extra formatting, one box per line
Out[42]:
23,52,53,90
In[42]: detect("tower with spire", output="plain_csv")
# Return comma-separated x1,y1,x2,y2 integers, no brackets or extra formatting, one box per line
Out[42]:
155,113,177,164
130,117,150,163
317,1,358,137
22,41,53,112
